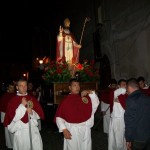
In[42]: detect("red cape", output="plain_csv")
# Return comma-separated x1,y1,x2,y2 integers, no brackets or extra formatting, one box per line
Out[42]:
140,88,150,97
0,92,16,113
54,94,92,123
109,90,128,113
56,32,79,63
4,95,44,127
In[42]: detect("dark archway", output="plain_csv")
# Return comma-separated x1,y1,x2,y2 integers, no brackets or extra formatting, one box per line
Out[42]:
99,55,111,89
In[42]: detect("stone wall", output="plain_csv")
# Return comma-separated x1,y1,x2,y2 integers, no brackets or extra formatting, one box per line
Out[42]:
98,0,150,83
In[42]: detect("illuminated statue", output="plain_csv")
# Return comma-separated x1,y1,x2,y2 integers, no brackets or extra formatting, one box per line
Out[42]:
56,18,81,64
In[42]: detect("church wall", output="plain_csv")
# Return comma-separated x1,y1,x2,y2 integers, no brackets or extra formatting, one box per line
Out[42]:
98,0,150,84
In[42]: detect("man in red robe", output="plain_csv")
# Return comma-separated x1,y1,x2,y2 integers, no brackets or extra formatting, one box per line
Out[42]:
27,82,37,97
100,78,117,134
54,78,99,150
0,82,16,122
4,77,44,150
0,82,16,149
137,76,150,96
108,79,128,150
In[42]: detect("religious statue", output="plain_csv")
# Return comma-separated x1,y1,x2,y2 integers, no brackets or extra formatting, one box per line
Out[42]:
56,17,90,77
56,18,81,64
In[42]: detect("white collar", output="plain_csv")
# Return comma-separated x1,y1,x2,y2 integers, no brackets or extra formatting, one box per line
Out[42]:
16,91,28,96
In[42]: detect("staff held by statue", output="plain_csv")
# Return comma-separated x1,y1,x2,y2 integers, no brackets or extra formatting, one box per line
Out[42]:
73,17,91,76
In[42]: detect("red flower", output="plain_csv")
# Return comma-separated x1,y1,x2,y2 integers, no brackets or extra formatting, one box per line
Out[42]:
57,68,62,74
88,72,94,77
63,64,67,68
76,63,83,70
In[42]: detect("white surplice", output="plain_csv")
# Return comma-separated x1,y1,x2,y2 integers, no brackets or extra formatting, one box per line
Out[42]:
1,112,14,149
108,88,127,150
8,104,43,150
56,91,100,150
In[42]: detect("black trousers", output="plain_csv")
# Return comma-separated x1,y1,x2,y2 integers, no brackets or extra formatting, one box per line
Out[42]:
132,139,150,150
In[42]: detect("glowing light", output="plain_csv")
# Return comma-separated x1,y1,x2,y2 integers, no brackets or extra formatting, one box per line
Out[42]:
23,73,26,77
39,60,43,64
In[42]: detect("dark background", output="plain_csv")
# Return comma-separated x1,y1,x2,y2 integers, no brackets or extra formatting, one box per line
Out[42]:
1,0,88,62
1,0,62,62
1,0,97,83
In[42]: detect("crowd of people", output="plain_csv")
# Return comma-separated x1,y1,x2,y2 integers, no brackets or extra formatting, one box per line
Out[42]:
100,76,150,150
0,75,150,150
0,77,100,150
0,77,44,150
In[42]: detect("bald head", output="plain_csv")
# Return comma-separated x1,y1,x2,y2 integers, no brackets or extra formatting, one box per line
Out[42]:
127,78,139,94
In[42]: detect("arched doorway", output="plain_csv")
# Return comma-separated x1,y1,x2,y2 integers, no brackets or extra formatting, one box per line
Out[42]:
99,55,111,89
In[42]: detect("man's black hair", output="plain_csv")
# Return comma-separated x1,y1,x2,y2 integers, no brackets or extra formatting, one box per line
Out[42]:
110,78,117,84
118,79,126,85
137,76,145,82
17,76,27,83
69,78,79,86
5,81,15,91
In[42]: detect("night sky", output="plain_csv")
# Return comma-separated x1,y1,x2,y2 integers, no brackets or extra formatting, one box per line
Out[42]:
1,0,87,82
1,0,76,63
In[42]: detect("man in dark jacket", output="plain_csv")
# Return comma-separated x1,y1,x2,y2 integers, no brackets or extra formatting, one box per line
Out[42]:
124,78,150,150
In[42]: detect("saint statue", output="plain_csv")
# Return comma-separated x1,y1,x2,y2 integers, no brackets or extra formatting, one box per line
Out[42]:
56,18,81,64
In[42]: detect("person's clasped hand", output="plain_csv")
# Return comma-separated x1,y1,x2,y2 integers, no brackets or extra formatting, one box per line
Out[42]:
78,44,82,48
63,129,72,140
22,97,27,106
81,90,93,97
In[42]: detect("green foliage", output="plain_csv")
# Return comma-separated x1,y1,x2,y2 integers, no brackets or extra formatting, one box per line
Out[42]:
76,60,99,82
42,60,99,84
43,61,71,84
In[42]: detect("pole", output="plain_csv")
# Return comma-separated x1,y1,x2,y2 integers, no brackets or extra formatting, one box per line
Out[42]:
72,17,91,76
27,101,33,150
79,17,89,45
76,17,91,63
